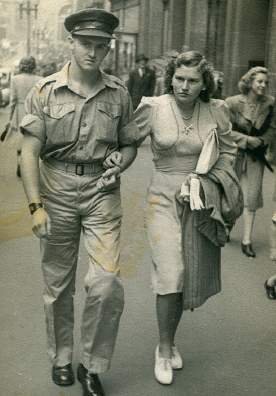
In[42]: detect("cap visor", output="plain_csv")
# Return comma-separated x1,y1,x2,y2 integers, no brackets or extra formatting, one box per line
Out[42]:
72,29,114,39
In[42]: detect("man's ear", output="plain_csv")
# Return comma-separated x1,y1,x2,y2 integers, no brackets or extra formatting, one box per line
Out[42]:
68,35,74,50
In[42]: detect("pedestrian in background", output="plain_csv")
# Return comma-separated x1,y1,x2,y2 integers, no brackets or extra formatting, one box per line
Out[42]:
226,67,276,258
20,8,138,396
4,56,41,177
127,53,155,110
134,51,242,385
154,50,179,97
212,70,225,100
264,177,276,299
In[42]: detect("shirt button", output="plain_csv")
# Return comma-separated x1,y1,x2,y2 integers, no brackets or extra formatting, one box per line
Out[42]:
82,122,87,127
79,146,84,150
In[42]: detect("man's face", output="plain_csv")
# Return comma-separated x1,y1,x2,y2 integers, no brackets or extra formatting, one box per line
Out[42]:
137,59,147,69
69,35,110,73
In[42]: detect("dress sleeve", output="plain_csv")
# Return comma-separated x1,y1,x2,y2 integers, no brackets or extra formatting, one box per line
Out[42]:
134,96,154,146
19,84,46,143
212,99,237,156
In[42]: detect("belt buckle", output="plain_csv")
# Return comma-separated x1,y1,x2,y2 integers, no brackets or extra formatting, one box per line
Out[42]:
76,164,84,176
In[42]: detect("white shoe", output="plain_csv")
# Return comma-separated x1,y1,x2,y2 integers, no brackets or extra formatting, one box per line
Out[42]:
171,346,183,369
154,346,173,385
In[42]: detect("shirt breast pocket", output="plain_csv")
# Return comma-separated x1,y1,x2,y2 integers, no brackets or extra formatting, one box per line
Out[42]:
43,103,75,143
97,102,122,143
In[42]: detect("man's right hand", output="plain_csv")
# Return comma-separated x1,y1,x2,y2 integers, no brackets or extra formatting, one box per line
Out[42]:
247,136,263,149
31,207,51,238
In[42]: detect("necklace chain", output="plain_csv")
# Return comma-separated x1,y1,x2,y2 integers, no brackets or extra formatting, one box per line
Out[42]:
181,114,193,120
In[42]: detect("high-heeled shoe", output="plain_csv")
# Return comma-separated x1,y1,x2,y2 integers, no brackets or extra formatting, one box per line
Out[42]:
241,243,256,258
264,280,276,299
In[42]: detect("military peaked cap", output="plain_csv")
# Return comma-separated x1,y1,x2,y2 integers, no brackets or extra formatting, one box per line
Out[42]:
64,8,119,39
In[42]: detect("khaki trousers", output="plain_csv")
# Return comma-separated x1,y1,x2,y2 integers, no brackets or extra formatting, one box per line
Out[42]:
39,161,124,373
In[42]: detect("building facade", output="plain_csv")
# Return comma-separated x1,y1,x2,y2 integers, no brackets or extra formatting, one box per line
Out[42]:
110,0,276,96
0,0,110,67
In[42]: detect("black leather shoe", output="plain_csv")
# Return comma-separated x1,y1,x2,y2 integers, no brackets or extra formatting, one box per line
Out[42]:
241,243,256,258
77,363,105,396
16,164,21,178
52,363,74,386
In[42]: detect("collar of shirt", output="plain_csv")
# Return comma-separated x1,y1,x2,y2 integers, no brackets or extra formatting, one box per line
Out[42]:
138,67,145,77
53,62,118,99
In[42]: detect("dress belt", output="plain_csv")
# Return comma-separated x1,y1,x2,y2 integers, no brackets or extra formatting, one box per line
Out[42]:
45,158,104,176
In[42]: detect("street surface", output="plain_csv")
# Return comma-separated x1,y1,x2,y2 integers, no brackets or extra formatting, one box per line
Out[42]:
0,105,276,396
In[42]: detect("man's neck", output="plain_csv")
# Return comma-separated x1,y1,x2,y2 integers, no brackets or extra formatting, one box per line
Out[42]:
69,61,100,89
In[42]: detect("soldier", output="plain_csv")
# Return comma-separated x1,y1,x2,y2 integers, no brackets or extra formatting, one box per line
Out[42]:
20,8,139,396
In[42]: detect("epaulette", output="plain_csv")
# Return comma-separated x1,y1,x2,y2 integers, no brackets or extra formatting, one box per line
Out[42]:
109,74,128,91
36,72,60,90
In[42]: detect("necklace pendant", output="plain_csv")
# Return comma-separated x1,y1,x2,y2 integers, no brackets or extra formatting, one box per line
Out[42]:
182,124,194,135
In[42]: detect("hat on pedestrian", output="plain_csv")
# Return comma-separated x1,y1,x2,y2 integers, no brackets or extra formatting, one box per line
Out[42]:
64,8,119,39
136,53,149,62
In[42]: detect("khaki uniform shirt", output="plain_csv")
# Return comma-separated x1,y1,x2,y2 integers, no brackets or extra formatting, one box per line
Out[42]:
20,63,139,163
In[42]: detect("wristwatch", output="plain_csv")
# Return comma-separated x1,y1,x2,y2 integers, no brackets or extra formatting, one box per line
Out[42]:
29,202,43,215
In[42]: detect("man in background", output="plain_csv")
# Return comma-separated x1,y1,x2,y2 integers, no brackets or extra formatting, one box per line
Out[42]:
127,53,155,110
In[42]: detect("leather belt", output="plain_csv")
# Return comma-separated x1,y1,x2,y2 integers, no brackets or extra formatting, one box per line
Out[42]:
45,158,103,176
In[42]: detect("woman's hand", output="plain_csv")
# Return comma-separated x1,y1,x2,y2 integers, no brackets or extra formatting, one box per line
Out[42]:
31,207,51,238
96,166,121,191
247,136,263,149
103,151,123,169
189,177,205,210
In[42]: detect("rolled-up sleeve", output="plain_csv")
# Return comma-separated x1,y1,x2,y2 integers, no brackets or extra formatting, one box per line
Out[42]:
213,100,237,156
118,92,140,146
20,85,46,143
133,97,153,146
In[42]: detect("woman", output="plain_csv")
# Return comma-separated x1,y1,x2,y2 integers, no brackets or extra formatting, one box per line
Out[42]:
5,56,41,177
226,67,276,257
134,52,242,385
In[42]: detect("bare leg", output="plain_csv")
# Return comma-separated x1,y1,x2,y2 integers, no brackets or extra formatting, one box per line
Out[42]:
242,208,256,244
16,150,21,177
156,292,183,359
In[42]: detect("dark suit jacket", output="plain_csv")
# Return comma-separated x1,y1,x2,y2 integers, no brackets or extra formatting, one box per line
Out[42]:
127,67,155,110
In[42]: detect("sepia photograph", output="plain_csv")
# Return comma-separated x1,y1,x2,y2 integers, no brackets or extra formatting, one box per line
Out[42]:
0,0,276,395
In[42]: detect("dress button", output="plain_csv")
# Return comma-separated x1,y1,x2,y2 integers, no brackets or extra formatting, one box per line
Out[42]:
79,146,84,150
82,122,87,127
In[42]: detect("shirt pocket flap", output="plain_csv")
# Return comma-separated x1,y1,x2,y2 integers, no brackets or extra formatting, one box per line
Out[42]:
43,103,75,119
97,102,122,118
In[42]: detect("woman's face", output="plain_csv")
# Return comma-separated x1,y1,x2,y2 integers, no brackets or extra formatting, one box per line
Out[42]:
250,73,268,97
172,65,205,106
